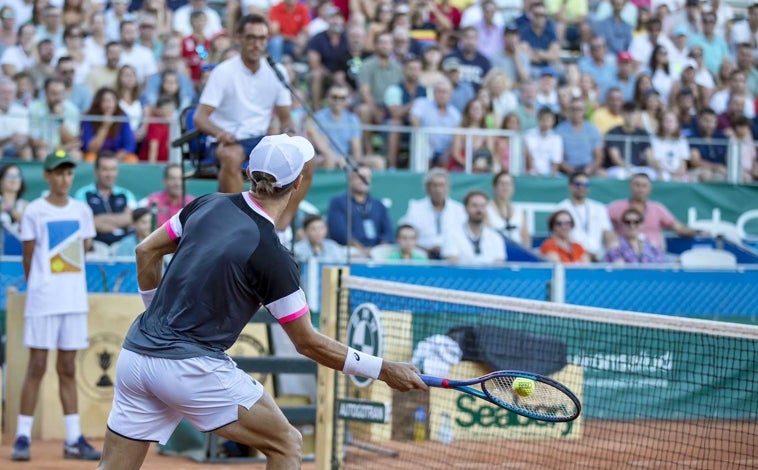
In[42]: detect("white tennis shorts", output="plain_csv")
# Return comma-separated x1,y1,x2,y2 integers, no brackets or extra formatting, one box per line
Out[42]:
107,349,265,445
24,313,89,350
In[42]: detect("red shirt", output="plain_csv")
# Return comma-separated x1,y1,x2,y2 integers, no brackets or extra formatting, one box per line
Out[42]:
139,120,170,163
268,2,310,39
181,35,211,81
540,238,587,263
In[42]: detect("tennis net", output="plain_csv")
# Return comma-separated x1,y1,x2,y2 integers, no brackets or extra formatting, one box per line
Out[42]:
317,270,758,469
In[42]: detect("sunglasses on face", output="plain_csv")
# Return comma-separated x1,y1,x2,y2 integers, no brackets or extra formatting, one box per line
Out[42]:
329,94,348,100
573,181,590,188
554,220,573,227
623,218,642,226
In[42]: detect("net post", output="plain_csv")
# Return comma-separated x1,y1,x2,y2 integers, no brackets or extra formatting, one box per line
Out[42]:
550,263,565,303
316,266,348,470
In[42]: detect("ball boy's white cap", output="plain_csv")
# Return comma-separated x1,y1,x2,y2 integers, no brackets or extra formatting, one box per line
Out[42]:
248,134,315,188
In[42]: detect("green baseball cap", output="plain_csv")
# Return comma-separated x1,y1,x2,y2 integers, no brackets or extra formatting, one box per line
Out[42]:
43,149,76,171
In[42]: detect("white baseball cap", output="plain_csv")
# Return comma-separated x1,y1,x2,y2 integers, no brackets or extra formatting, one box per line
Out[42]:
248,134,315,188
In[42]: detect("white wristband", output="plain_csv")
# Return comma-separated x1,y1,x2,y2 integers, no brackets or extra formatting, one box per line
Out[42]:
139,288,157,310
343,347,383,379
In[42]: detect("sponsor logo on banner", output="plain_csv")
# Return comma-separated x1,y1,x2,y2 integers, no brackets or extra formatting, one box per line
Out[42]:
346,303,383,388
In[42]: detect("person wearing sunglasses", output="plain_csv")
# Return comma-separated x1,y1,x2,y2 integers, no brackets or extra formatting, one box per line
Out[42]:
539,209,590,263
605,207,664,264
557,171,613,261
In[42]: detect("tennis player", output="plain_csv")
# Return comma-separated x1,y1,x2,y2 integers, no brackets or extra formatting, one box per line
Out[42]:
97,134,426,469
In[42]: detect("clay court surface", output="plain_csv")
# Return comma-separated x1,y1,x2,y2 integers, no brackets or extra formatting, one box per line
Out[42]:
4,420,755,469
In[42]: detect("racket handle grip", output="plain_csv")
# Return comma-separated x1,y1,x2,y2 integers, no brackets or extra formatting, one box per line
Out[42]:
418,374,447,388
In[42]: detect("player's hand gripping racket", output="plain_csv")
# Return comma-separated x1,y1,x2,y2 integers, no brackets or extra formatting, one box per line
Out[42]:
419,371,581,422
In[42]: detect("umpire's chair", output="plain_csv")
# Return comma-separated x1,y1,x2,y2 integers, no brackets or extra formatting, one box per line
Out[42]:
172,105,219,179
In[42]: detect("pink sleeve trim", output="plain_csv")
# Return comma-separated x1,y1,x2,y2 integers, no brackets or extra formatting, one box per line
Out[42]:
278,305,309,324
164,222,178,241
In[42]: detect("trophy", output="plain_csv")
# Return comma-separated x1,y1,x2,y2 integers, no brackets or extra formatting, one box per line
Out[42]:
96,349,113,387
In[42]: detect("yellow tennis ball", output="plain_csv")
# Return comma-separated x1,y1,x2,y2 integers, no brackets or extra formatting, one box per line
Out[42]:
512,378,535,397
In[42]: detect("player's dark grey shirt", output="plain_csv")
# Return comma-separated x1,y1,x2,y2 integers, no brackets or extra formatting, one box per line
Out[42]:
123,192,309,359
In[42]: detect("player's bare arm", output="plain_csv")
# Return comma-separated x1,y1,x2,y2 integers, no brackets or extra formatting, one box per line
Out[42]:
135,225,178,290
280,312,427,392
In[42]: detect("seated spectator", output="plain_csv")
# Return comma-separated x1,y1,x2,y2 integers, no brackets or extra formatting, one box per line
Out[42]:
735,42,758,101
306,9,350,110
12,71,35,108
115,206,152,258
173,0,223,38
84,11,108,66
592,88,625,135
409,77,462,166
74,151,137,249
717,93,749,136
443,190,506,265
1,23,35,77
138,96,175,163
637,88,663,135
152,70,193,112
557,171,614,261
608,173,700,251
494,112,521,172
267,0,310,62
0,77,30,159
449,97,495,172
486,170,530,247
674,87,699,136
650,110,690,181
483,69,518,123
688,11,728,76
0,162,28,255
87,41,122,93
628,17,674,71
116,65,146,141
55,25,91,86
119,20,158,83
604,101,653,179
142,51,196,112
730,4,758,63
381,224,428,261
523,107,562,176
0,6,17,52
710,69,755,118
490,23,532,85
540,210,590,263
181,10,212,83
534,68,560,113
647,44,676,105
604,207,665,264
144,163,195,227
28,39,56,93
593,0,633,55
688,107,728,182
55,56,91,114
443,26,491,90
443,57,476,114
518,2,561,73
326,165,394,258
418,42,445,89
384,55,428,169
81,88,138,163
514,80,539,130
400,167,467,259
29,77,81,161
578,36,618,99
293,213,346,263
555,97,603,175
733,117,757,183
615,51,637,101
104,0,135,42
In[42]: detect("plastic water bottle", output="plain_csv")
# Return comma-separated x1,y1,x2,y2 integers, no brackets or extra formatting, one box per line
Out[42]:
438,412,454,444
413,406,427,442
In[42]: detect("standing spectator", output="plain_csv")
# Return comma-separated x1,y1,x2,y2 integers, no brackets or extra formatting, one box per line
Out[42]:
444,26,491,90
557,171,614,261
688,11,728,76
524,107,562,176
608,172,700,251
593,0,633,55
80,88,138,163
540,209,590,263
193,13,302,221
384,55,428,169
181,10,211,83
55,56,91,113
326,165,394,257
10,150,100,463
87,41,122,92
486,170,530,247
0,163,28,255
119,20,158,82
490,23,532,84
73,151,137,249
29,77,81,160
267,0,310,62
518,2,561,73
555,97,603,175
410,77,462,166
400,167,466,259
1,23,35,77
0,77,30,159
144,163,195,227
578,36,618,99
172,0,223,38
305,8,349,110
604,207,665,264
293,213,346,263
650,110,690,181
688,107,728,182
306,83,363,170
443,189,506,265
604,101,653,179
115,206,152,257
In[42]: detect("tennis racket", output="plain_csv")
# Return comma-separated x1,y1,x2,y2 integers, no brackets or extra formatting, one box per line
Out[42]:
419,371,581,422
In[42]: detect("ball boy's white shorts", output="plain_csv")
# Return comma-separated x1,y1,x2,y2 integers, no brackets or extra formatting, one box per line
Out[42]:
24,313,89,350
107,349,265,445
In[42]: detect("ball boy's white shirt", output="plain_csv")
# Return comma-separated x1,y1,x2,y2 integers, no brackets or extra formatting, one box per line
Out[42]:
20,197,95,317
199,55,292,141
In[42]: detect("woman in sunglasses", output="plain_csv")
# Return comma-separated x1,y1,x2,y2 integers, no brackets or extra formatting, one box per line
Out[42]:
605,207,665,264
539,209,589,264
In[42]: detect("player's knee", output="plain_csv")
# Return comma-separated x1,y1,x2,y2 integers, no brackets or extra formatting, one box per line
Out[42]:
280,425,303,458
26,356,47,378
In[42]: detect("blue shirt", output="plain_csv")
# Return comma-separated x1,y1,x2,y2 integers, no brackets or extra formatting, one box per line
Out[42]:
555,120,602,168
443,50,491,89
518,26,558,65
312,108,361,155
688,128,728,165
577,57,618,99
592,17,632,55
81,120,137,154
74,183,137,245
688,34,729,75
326,194,394,247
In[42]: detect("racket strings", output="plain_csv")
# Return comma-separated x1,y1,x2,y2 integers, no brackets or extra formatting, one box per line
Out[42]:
483,376,578,420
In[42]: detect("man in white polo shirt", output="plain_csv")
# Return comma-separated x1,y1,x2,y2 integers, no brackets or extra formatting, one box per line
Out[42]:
194,14,310,230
